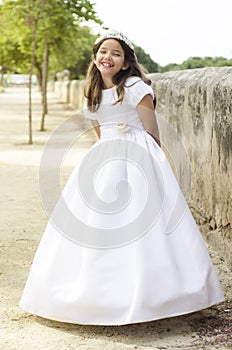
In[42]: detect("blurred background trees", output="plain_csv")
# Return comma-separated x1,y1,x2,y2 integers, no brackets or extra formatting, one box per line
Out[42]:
161,56,232,72
0,0,102,141
0,0,231,81
0,0,231,143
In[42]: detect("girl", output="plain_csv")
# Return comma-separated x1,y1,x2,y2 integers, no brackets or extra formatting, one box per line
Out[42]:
20,30,224,325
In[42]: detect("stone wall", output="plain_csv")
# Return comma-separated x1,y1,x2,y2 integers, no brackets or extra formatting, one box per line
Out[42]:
149,67,232,269
54,67,232,269
54,79,84,109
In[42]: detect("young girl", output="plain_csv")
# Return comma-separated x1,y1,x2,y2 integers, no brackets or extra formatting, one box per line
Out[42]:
20,30,224,325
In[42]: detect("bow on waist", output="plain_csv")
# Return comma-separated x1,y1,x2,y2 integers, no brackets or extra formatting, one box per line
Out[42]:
99,122,145,139
99,122,131,137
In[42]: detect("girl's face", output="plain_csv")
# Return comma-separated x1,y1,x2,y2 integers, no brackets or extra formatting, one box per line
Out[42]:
94,39,129,86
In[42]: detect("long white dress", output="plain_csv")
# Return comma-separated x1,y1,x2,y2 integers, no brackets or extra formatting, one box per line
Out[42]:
19,76,224,325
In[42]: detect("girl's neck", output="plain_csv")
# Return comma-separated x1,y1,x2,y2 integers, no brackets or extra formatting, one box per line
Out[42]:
103,84,114,90
102,76,115,90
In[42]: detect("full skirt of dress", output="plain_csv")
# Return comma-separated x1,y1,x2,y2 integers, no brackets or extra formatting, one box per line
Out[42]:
19,126,224,325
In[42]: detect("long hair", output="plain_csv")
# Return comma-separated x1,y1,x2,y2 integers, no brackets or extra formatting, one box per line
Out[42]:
84,38,151,112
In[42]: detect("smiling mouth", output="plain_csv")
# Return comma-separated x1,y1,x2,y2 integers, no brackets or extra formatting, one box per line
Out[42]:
101,62,114,68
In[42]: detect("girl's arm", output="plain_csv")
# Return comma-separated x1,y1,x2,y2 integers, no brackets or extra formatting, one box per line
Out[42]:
91,120,101,139
137,94,161,147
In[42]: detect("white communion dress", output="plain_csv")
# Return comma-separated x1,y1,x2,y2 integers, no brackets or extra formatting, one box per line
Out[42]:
19,76,224,325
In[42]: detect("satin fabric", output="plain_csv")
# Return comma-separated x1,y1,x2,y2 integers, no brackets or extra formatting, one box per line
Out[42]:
19,124,224,325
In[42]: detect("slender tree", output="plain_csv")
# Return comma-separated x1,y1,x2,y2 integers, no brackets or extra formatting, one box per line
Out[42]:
0,0,102,140
1,0,44,143
27,1,45,144
40,31,48,131
36,0,102,131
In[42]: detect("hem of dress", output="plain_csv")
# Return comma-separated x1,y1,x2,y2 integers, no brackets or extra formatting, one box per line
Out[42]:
19,297,225,326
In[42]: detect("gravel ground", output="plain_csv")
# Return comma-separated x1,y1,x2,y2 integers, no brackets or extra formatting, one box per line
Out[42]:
0,87,231,350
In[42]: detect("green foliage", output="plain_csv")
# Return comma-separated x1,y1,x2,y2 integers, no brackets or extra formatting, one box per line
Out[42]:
134,45,160,73
1,0,231,78
49,25,96,79
0,1,30,72
0,0,102,77
64,26,96,79
160,56,232,72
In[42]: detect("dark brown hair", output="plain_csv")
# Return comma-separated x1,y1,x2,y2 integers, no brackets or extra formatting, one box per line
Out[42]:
84,38,151,112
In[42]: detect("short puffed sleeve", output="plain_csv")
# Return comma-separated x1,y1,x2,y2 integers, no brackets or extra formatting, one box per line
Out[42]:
124,77,154,107
83,99,98,120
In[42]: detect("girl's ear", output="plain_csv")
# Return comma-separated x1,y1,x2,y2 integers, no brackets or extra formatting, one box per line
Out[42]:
122,62,130,70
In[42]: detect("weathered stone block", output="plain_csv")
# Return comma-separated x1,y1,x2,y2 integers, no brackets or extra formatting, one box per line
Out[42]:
150,67,232,269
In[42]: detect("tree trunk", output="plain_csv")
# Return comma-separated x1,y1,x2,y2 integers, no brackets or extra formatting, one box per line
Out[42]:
0,67,4,92
40,32,49,131
35,59,43,91
28,16,39,144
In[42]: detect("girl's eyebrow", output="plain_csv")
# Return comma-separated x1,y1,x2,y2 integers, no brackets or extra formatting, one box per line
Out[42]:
100,46,123,54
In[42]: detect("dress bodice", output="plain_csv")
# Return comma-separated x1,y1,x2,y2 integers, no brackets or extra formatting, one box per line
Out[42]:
83,76,154,130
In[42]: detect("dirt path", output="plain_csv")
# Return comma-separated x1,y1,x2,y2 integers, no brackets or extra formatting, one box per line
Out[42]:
0,87,231,349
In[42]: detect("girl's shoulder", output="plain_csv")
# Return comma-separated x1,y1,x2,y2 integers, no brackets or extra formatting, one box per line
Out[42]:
123,76,154,105
124,76,142,87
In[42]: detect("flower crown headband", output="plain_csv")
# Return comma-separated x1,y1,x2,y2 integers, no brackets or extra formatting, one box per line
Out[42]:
95,30,134,51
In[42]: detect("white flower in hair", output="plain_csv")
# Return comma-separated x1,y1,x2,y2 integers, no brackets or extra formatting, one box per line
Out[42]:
95,30,134,51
